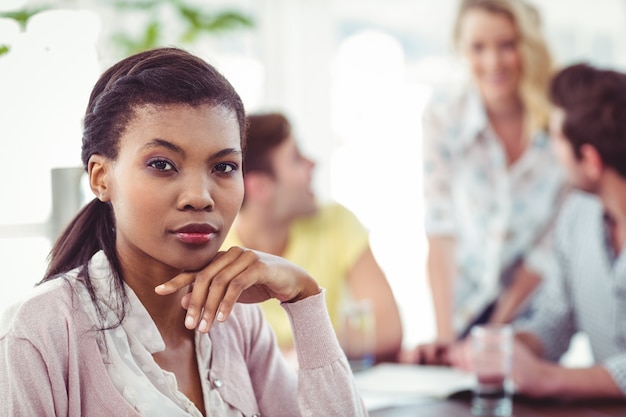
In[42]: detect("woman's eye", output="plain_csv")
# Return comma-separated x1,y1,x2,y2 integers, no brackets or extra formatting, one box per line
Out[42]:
148,159,175,171
214,162,237,174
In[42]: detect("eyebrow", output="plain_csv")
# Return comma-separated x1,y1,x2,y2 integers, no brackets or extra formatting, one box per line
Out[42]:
212,148,243,160
142,139,185,156
142,138,242,160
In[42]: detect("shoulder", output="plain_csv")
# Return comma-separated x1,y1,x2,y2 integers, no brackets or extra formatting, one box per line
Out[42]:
555,191,602,239
301,203,366,234
318,203,361,223
424,82,481,121
560,191,601,223
422,83,487,151
1,276,86,342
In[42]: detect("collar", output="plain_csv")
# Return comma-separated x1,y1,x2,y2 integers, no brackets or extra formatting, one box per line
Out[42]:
448,84,550,152
88,251,166,353
456,84,489,149
602,211,619,264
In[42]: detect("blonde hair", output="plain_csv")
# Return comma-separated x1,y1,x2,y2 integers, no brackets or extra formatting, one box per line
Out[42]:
453,0,554,134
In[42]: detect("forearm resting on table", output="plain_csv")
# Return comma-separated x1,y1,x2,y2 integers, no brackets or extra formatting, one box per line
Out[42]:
530,362,623,399
426,236,457,341
515,331,623,399
490,263,541,325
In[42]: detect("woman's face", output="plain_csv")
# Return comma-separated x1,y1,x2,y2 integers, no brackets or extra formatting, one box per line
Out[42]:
458,8,522,105
93,103,244,277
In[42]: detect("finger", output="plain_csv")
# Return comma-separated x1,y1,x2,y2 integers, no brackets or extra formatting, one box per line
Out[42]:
182,248,246,330
425,343,445,365
212,273,250,323
416,347,426,365
437,345,451,366
449,343,462,368
155,271,196,295
450,344,466,369
458,343,473,372
398,347,420,364
436,344,452,366
181,292,192,310
418,344,434,364
194,249,257,333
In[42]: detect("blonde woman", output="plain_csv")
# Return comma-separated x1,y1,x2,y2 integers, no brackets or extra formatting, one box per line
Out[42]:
401,0,567,363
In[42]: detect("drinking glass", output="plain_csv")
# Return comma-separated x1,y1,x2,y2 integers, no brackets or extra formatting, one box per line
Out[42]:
470,324,513,417
339,299,376,372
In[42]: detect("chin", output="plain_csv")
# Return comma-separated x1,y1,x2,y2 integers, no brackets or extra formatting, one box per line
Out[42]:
478,77,516,96
482,86,517,102
175,252,218,272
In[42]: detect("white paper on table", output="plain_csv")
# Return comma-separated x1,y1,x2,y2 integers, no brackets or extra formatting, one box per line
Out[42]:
358,391,437,412
354,363,474,409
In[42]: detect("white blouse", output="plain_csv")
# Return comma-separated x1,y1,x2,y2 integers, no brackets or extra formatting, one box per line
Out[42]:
78,251,242,417
422,83,567,332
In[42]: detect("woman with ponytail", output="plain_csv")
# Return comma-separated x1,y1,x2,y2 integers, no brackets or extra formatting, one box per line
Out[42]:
0,47,367,417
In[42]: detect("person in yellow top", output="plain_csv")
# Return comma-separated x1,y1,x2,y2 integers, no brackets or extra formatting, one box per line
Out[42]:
221,112,403,365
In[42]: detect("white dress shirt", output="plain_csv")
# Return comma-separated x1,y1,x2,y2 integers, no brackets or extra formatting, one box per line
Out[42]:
515,192,626,394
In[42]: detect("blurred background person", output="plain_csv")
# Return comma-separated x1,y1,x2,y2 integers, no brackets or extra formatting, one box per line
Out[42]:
451,62,626,399
221,112,403,366
401,0,568,363
4,0,623,360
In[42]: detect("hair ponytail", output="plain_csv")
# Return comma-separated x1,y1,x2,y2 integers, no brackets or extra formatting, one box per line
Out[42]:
42,198,127,326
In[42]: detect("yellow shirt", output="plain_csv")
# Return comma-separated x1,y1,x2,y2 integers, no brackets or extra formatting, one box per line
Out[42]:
221,203,369,348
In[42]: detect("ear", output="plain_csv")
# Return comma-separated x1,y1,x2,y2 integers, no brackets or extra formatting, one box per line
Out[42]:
243,172,274,203
88,154,111,202
579,144,604,181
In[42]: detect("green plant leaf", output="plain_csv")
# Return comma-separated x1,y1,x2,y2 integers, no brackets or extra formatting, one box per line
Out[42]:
110,0,163,11
0,1,255,60
0,7,49,30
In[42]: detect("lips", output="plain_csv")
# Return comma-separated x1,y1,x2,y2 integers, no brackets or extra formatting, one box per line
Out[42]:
173,223,218,245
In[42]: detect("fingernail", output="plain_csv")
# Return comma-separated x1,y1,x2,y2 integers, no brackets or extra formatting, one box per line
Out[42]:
216,311,225,322
155,284,165,293
199,319,209,332
185,315,194,329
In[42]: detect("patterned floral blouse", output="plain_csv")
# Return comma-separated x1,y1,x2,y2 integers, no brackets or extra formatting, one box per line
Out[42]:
422,84,567,333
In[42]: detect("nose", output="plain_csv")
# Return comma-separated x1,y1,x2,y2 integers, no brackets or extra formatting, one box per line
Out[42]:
177,173,215,211
484,50,497,69
480,46,503,72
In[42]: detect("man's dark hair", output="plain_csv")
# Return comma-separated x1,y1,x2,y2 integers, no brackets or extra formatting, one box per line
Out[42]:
549,63,626,178
244,112,292,176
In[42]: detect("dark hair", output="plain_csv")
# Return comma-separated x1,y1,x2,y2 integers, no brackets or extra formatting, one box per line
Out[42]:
41,47,247,326
244,112,292,176
549,63,626,178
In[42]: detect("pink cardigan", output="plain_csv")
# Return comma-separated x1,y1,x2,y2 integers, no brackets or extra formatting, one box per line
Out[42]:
0,257,367,417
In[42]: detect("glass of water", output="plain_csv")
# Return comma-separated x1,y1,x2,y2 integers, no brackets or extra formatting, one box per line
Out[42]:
470,324,513,417
339,299,376,372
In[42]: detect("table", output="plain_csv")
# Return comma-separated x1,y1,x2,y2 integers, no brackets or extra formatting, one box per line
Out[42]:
369,391,626,417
